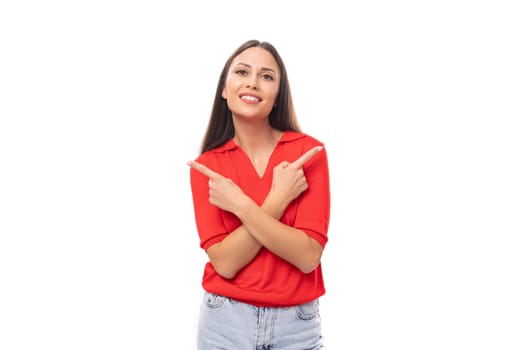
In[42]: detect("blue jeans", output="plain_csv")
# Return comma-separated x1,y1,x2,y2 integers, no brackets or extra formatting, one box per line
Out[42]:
198,291,324,350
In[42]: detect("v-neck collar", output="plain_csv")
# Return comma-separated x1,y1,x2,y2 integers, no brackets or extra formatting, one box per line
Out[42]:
211,131,306,180
211,131,305,154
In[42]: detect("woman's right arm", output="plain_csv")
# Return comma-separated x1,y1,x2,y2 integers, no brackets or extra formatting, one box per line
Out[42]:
204,193,288,279
189,149,316,279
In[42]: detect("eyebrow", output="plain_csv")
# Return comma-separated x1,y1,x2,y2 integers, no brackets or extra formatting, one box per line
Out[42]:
234,62,276,73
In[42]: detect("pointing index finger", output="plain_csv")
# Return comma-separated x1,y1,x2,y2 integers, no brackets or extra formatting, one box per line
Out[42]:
187,160,220,179
291,145,323,168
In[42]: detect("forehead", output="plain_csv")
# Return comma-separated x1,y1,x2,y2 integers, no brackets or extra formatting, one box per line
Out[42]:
231,47,279,71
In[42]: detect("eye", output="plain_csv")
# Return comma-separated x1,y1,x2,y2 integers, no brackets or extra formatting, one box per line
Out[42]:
235,69,248,76
262,74,274,81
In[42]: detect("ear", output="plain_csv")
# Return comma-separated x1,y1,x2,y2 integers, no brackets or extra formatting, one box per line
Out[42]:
222,88,227,99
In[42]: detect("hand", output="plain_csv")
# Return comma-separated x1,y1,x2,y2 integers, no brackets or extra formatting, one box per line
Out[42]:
187,160,249,214
270,145,323,206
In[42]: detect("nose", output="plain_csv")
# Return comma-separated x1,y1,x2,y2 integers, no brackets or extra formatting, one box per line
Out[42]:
246,74,258,89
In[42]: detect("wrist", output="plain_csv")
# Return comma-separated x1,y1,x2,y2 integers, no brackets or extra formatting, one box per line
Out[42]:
262,191,286,219
235,195,258,220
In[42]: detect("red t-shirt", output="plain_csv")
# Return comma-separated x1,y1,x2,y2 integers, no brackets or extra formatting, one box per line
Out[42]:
189,131,330,307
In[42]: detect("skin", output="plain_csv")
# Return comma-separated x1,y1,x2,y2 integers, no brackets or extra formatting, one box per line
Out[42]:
188,146,323,278
223,47,283,177
188,47,324,278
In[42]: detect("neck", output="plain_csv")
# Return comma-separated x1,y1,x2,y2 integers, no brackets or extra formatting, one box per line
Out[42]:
233,120,280,153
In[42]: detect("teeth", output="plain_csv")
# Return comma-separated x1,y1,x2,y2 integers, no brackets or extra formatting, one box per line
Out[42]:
241,95,259,102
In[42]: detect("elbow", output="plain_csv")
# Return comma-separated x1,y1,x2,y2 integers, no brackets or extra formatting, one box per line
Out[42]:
299,259,320,274
206,245,239,279
296,237,324,274
298,250,322,274
210,261,238,279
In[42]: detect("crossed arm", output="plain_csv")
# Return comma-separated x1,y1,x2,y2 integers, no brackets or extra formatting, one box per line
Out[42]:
188,146,324,278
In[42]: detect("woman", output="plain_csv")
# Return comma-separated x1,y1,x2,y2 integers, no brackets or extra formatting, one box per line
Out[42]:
187,39,331,349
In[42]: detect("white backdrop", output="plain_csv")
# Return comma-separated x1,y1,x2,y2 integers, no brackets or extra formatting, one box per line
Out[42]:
1,1,524,349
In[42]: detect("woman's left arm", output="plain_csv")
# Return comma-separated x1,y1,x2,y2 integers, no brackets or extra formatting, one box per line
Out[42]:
188,146,329,273
234,147,329,273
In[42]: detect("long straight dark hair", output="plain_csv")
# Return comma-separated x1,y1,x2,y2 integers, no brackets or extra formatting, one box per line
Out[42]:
199,40,301,154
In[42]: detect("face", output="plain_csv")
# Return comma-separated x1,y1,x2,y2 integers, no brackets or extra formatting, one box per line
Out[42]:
222,47,281,121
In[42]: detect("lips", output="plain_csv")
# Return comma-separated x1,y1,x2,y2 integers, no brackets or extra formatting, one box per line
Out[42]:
240,94,261,103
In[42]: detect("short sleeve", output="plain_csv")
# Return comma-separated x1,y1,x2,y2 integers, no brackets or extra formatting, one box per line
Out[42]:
189,153,229,250
293,142,331,247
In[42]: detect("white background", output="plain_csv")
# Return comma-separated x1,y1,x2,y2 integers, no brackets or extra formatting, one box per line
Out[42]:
1,0,524,349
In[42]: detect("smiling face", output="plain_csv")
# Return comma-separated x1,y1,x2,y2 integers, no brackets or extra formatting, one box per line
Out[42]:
222,47,281,122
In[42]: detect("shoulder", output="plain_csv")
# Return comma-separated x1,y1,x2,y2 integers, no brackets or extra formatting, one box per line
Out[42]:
279,131,328,170
280,131,325,150
194,139,237,166
194,150,216,165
